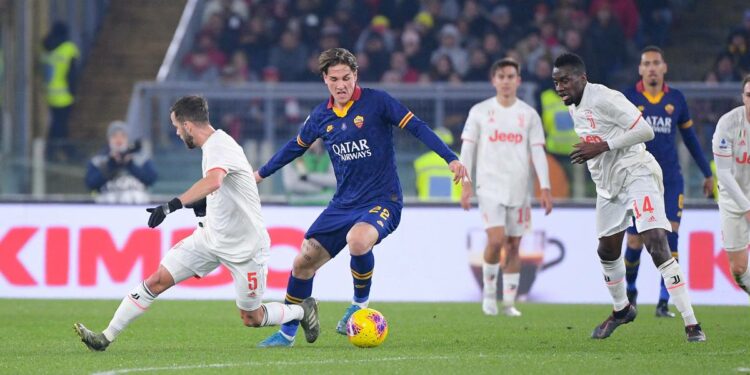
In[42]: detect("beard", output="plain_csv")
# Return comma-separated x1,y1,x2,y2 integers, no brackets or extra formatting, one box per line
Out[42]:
183,133,196,149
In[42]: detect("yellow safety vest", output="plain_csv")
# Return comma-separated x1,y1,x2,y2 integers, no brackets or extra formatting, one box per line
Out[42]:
43,41,79,108
414,152,461,201
540,89,578,155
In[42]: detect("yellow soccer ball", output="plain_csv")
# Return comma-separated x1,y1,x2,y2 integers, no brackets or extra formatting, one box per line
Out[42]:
346,308,388,348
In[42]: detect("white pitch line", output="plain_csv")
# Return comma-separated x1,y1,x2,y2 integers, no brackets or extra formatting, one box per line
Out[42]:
91,355,453,375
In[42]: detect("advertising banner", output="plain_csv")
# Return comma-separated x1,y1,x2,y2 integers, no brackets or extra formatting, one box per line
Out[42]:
0,204,746,305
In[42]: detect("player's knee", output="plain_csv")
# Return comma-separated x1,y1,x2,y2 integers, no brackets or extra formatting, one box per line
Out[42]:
596,245,618,261
731,262,747,276
486,238,504,253
144,268,174,295
346,226,376,255
292,256,315,279
240,310,262,327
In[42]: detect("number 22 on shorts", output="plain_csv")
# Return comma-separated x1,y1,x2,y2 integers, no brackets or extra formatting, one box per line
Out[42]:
632,195,654,220
368,205,390,227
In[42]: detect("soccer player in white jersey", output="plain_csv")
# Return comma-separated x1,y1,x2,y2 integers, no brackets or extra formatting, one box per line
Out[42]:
711,75,750,297
460,57,553,317
551,53,705,342
73,96,320,351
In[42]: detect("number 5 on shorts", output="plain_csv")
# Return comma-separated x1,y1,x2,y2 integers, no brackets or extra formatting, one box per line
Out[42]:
247,272,258,291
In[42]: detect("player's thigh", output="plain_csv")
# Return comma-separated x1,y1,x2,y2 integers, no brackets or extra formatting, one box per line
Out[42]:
222,254,268,312
478,195,508,230
485,226,506,249
306,206,357,258
160,234,220,284
663,181,684,228
295,238,332,272
626,177,671,235
504,202,531,238
719,205,750,252
352,201,403,248
596,194,631,238
346,222,379,255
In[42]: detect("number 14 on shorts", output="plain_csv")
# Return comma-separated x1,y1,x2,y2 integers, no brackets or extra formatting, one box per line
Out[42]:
633,195,655,221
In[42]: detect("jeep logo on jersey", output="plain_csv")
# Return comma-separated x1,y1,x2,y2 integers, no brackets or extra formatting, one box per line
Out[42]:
331,139,372,161
354,115,364,128
488,130,523,144
644,116,672,134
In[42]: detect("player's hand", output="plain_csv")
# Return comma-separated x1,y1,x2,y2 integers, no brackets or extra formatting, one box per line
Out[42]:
540,188,553,216
449,160,470,184
185,197,207,217
570,142,609,164
460,181,473,211
254,171,264,184
703,176,714,198
146,198,182,228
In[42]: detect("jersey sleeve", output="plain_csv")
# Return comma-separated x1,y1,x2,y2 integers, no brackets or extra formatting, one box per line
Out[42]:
676,91,693,128
606,90,643,129
378,89,414,129
461,105,480,143
712,114,733,158
528,108,546,146
297,114,320,147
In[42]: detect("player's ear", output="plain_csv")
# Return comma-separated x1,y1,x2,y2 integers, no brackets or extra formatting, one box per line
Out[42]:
663,62,668,75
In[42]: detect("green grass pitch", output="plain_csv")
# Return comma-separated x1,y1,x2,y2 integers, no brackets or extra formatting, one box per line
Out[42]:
2,299,748,374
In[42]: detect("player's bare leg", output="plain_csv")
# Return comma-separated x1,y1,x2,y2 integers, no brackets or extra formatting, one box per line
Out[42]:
336,223,379,334
482,226,505,316
624,233,644,306
641,228,705,342
592,231,638,339
74,266,175,351
502,236,522,317
259,239,329,347
728,250,750,295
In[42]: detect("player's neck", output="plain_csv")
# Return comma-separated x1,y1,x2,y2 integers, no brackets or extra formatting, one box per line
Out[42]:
334,97,353,110
195,126,216,148
643,80,664,96
495,95,517,108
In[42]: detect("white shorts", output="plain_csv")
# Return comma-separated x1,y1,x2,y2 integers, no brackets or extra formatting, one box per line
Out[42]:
719,205,750,252
161,234,268,311
597,173,671,238
477,195,531,237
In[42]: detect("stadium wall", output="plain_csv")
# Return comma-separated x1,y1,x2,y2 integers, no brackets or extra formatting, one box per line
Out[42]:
0,204,745,305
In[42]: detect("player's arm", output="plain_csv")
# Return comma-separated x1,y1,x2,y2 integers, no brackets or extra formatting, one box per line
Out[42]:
676,92,715,197
712,119,750,216
529,113,552,215
146,168,226,228
256,136,311,183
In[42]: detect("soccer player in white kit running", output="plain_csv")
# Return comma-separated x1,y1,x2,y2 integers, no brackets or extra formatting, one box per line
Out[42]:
711,76,750,297
551,53,705,342
73,96,320,351
460,57,553,317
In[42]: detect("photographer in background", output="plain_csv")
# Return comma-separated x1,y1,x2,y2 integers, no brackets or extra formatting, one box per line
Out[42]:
85,121,158,203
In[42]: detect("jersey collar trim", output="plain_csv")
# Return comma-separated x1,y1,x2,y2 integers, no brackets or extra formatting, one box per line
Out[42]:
327,86,362,118
636,80,669,104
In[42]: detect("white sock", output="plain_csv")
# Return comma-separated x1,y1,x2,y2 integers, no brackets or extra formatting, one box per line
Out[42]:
260,302,303,326
482,262,500,299
353,300,369,309
502,273,520,307
658,258,698,326
600,256,628,312
102,281,156,341
736,268,750,295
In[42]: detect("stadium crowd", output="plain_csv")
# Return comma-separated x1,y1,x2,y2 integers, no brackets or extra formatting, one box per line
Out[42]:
182,0,680,87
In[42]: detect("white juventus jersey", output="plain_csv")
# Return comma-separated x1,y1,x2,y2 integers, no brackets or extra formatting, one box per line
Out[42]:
197,130,270,262
712,106,750,213
461,97,546,206
570,83,661,199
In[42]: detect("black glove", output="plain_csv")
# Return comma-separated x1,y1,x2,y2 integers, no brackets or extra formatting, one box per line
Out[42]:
146,198,182,228
185,197,207,217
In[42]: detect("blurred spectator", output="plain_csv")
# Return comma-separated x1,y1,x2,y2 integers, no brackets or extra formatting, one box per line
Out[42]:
540,20,560,49
413,11,439,52
460,0,491,40
429,54,462,83
430,24,469,76
401,28,431,73
355,52,378,82
238,16,272,76
220,51,253,84
262,66,281,83
268,30,309,81
355,15,397,54
202,0,248,25
481,33,505,63
464,49,490,81
589,0,639,40
561,28,599,81
587,2,626,84
725,31,750,75
85,121,157,204
282,139,336,205
381,51,420,83
489,5,524,50
297,53,322,82
362,33,391,80
42,21,79,162
637,0,673,47
182,34,226,82
712,53,742,82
